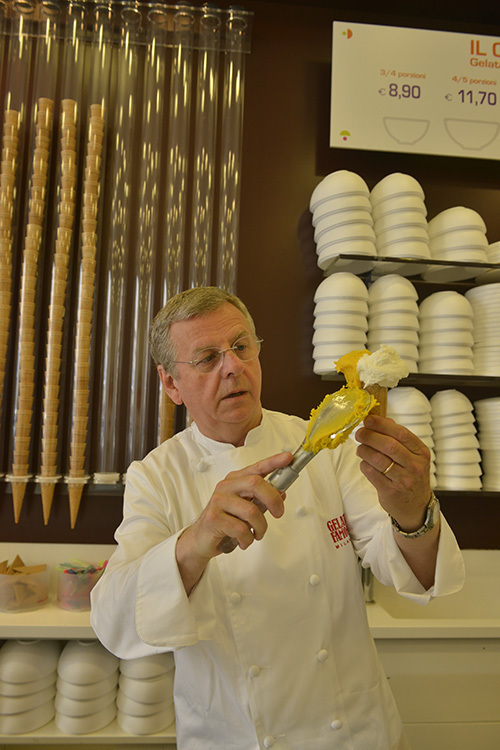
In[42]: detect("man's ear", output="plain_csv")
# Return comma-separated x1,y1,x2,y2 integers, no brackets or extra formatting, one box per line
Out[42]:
157,365,183,406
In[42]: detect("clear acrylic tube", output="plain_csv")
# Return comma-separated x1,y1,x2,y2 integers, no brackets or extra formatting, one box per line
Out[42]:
216,6,250,293
66,0,114,524
157,3,194,445
188,3,221,289
161,2,194,302
8,0,63,522
125,4,168,467
38,1,89,524
94,2,142,482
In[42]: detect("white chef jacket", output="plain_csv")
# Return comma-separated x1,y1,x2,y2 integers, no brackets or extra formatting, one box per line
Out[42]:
91,409,465,750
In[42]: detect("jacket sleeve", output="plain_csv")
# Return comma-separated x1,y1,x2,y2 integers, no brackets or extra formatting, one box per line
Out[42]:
90,455,217,659
331,438,465,604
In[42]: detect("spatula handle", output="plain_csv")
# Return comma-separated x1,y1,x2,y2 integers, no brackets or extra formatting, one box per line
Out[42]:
217,448,313,554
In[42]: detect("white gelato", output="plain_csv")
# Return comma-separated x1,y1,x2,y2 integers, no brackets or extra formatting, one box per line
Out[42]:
357,345,409,388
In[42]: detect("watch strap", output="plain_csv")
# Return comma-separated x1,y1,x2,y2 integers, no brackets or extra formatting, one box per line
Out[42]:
390,491,440,539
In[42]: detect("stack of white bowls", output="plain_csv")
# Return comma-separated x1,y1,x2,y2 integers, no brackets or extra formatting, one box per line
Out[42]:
425,206,489,282
387,387,436,487
474,397,500,491
0,640,60,734
367,274,419,373
370,173,431,269
418,291,475,375
430,390,482,491
313,272,369,375
310,170,376,273
117,653,175,735
55,640,118,734
465,284,500,376
476,240,500,284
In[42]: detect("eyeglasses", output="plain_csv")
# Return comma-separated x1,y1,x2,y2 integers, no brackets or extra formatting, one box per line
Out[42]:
174,335,263,374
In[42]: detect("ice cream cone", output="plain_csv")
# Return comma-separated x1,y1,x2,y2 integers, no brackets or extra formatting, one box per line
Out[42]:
12,481,27,523
41,481,55,525
69,482,84,529
364,384,387,417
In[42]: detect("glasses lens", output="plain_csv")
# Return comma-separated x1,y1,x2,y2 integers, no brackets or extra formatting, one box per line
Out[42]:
194,336,262,373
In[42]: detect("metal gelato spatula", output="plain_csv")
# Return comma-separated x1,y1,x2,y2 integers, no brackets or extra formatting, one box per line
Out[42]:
217,387,374,554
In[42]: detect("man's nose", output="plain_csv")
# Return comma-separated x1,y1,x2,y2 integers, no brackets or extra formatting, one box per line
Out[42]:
220,347,244,374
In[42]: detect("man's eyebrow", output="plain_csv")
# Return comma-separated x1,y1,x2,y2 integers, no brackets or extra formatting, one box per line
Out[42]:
192,330,249,355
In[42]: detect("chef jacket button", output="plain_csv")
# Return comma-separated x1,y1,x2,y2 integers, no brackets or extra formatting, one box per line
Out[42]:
263,735,275,748
196,459,209,472
317,649,329,662
229,592,242,604
330,719,343,730
248,664,261,678
309,574,320,587
296,505,307,517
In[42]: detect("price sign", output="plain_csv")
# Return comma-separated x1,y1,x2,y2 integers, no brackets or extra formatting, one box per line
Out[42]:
331,21,500,159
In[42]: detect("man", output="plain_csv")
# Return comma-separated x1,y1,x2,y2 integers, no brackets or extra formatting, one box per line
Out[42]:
91,286,464,750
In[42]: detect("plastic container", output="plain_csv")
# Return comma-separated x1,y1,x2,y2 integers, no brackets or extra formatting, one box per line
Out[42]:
0,569,49,612
56,567,104,610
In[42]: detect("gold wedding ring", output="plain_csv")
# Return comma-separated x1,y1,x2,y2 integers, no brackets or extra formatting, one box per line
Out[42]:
382,460,395,476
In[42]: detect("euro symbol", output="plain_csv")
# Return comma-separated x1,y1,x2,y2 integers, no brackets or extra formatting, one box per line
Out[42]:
379,88,386,96
444,93,453,101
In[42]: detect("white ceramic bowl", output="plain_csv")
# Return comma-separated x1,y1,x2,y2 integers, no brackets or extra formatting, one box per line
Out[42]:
372,194,427,220
419,316,474,333
432,412,475,428
117,691,173,717
54,687,116,717
419,345,473,360
376,225,428,245
314,209,373,239
0,684,55,715
431,247,489,262
312,328,367,345
368,274,418,302
419,330,474,346
429,229,488,252
387,387,432,415
313,357,338,375
369,298,419,315
314,343,362,359
314,298,369,315
0,640,62,684
433,424,477,441
310,171,369,208
0,699,55,735
368,311,419,330
56,673,118,700
118,672,174,704
317,243,377,272
316,223,376,245
57,641,119,685
55,702,116,735
368,329,419,345
419,291,474,318
419,358,474,374
370,173,425,205
0,672,56,697
376,239,431,259
435,463,482,477
427,206,487,237
313,311,368,330
433,448,481,464
374,211,427,234
312,194,372,222
430,389,474,416
116,704,175,735
434,434,480,451
314,272,369,301
435,476,482,491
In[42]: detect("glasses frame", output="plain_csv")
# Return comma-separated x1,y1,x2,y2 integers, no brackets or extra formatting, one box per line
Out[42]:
173,335,263,373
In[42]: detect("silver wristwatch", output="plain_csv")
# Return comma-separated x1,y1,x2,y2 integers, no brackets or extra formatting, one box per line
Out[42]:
390,492,440,539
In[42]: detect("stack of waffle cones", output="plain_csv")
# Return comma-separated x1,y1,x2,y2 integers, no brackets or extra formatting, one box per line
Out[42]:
39,99,78,525
68,103,104,529
0,110,19,452
10,98,53,523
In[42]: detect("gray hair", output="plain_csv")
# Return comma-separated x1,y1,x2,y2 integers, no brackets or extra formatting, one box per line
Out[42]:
149,286,257,376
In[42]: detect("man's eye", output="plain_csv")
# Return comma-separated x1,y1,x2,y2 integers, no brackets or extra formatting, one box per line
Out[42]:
199,350,218,365
234,342,247,353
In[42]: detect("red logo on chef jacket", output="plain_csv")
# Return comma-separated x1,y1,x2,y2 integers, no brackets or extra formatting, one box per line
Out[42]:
327,514,351,549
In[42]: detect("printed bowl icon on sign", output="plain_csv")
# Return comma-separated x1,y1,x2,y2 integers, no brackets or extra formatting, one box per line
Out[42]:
383,117,430,144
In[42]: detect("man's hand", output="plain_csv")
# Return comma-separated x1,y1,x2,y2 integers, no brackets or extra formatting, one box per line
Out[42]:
355,414,431,532
176,451,292,594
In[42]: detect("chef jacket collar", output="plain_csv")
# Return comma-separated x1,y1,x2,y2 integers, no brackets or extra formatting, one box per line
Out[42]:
191,411,268,453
